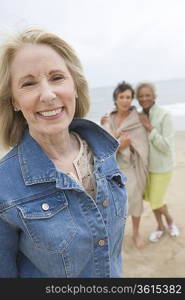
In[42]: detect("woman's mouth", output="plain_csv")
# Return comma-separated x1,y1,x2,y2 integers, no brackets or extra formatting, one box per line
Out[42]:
37,107,64,119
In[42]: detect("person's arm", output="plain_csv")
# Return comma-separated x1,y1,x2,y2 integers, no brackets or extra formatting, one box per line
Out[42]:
100,114,109,126
0,215,19,277
100,114,116,137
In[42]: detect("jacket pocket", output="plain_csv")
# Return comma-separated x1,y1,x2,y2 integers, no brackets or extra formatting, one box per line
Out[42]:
17,191,77,253
106,171,128,218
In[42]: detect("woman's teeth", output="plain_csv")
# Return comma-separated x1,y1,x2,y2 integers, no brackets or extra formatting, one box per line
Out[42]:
39,108,62,117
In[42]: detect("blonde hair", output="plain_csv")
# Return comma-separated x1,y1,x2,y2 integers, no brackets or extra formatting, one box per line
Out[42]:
135,82,157,99
0,28,90,150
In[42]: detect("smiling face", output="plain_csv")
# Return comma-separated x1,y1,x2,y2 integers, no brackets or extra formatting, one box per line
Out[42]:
137,86,155,112
10,43,77,139
115,89,132,113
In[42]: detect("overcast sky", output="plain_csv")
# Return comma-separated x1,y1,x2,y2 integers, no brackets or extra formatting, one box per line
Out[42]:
1,0,185,88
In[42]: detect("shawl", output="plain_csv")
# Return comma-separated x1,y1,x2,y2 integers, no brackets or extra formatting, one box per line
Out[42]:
103,107,149,192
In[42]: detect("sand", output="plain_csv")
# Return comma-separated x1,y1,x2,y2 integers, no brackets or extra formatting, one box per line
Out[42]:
123,131,185,278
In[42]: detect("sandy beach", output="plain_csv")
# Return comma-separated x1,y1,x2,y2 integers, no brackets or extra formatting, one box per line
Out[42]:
123,131,185,278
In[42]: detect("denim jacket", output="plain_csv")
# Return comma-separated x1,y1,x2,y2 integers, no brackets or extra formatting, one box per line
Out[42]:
0,119,127,278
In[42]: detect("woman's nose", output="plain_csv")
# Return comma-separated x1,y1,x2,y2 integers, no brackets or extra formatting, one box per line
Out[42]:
39,82,56,103
142,96,147,101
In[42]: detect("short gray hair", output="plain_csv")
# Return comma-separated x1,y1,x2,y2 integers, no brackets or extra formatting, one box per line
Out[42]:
135,82,157,99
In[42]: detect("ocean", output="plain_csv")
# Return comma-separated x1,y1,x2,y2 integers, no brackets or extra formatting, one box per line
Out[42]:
87,78,185,131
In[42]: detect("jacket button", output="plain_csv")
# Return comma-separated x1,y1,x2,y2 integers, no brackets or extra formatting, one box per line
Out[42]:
42,203,49,211
102,200,109,207
98,239,105,246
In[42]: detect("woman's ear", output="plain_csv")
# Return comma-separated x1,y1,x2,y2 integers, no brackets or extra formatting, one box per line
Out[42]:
12,97,20,112
75,89,78,99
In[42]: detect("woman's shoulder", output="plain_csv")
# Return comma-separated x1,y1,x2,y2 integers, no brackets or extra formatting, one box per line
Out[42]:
0,147,19,192
129,106,141,119
70,118,119,157
152,103,173,120
101,109,117,118
0,146,18,167
0,147,20,207
130,105,139,112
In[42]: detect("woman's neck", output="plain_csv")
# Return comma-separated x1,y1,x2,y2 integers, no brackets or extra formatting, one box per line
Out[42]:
116,110,130,118
30,129,77,161
114,109,131,128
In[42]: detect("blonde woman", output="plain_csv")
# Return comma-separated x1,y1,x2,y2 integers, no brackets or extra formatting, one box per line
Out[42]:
0,28,127,277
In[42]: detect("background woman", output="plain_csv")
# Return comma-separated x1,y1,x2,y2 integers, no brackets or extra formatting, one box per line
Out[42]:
100,81,148,249
136,82,180,242
0,28,127,277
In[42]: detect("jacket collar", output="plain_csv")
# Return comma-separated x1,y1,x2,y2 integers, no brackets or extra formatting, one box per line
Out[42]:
149,102,157,115
18,119,118,186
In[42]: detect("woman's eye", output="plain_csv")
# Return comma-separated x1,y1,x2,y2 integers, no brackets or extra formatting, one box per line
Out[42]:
52,75,63,81
22,82,35,87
